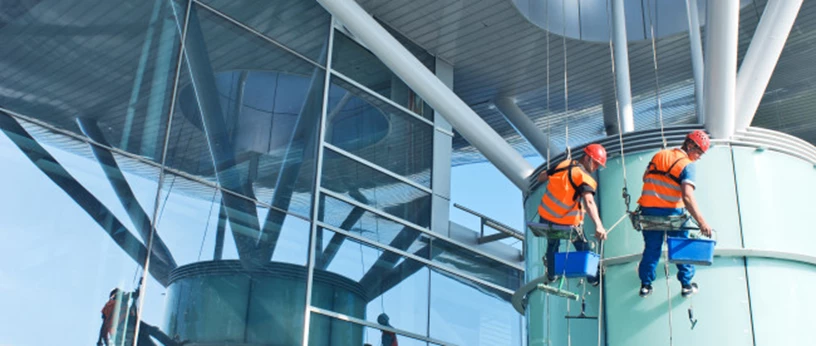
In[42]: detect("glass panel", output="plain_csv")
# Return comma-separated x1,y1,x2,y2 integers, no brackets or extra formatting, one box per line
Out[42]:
153,170,309,345
733,146,816,255
331,31,434,120
198,0,331,64
312,228,429,337
431,239,523,290
602,259,752,345
0,0,183,162
309,312,431,346
326,76,433,187
153,172,310,267
0,119,159,345
320,194,431,256
321,150,432,228
747,258,816,346
429,269,523,346
165,3,324,217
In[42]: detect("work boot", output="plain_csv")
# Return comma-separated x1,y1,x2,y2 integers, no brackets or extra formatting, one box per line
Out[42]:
588,276,600,287
681,283,699,298
639,284,653,297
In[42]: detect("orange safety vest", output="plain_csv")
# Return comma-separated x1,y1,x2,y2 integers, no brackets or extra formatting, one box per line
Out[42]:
638,148,692,209
537,160,597,226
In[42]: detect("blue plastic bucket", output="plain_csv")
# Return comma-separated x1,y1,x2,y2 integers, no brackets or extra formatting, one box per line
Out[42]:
667,237,716,266
554,251,600,278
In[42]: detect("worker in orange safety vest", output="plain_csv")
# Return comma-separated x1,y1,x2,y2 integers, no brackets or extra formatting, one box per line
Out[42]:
537,144,608,285
637,130,713,298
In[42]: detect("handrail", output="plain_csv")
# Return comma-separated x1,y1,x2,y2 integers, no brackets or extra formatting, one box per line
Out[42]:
454,203,525,241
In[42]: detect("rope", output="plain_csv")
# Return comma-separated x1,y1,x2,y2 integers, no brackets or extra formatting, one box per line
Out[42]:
547,293,552,346
546,0,551,171
562,0,571,160
645,0,668,149
196,188,219,261
663,231,674,346
597,240,605,346
595,211,628,346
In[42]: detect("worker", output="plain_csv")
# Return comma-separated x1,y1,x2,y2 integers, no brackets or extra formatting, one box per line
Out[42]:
97,283,188,346
637,130,713,298
98,288,127,346
377,313,399,346
537,144,608,285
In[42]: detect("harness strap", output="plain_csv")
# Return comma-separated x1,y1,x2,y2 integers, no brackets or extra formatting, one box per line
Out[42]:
646,157,686,185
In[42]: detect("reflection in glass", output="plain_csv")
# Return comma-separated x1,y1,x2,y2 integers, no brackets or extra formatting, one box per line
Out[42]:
332,31,434,120
321,149,432,228
309,312,431,346
0,0,182,162
432,238,523,290
199,0,332,64
144,169,310,345
326,76,433,187
0,120,158,345
164,261,307,345
319,194,431,257
167,4,324,219
152,172,310,267
313,228,430,337
429,270,523,346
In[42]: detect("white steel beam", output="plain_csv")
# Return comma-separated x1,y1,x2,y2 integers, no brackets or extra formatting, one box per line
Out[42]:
494,97,550,159
735,0,803,131
317,0,534,189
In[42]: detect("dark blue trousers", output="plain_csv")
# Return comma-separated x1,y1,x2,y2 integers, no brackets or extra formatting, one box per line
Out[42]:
638,230,694,286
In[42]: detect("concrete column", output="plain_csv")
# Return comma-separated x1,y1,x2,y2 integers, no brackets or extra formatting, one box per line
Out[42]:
432,57,453,237
703,0,740,139
611,0,634,133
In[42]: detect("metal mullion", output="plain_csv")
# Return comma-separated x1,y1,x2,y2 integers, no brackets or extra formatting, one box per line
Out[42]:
309,306,455,346
134,1,194,345
321,188,525,271
192,0,326,69
323,143,432,193
0,108,310,224
321,187,428,231
330,70,435,127
301,16,336,346
316,221,515,296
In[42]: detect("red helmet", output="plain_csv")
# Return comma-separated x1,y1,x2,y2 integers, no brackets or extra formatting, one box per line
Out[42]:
583,143,607,167
686,130,710,153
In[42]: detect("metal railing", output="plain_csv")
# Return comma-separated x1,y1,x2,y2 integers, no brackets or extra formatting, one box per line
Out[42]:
453,203,525,254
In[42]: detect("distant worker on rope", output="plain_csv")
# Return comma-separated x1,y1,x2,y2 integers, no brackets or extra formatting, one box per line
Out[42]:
536,143,609,285
636,130,713,298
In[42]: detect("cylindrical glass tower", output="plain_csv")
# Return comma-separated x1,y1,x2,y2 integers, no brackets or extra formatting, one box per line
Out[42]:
165,261,367,345
521,126,816,346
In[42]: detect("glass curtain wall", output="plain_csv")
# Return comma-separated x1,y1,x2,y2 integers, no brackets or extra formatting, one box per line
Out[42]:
0,1,523,345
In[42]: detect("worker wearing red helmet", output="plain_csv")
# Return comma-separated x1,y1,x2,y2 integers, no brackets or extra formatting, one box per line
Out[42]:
536,143,608,285
637,130,713,298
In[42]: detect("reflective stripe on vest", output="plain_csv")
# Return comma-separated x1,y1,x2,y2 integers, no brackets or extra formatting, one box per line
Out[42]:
537,160,594,226
638,149,690,209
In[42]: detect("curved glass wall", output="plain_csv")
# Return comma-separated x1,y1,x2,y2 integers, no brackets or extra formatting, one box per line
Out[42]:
523,131,816,346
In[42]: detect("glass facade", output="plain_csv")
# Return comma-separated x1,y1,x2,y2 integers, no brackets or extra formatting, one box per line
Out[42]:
0,2,523,346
